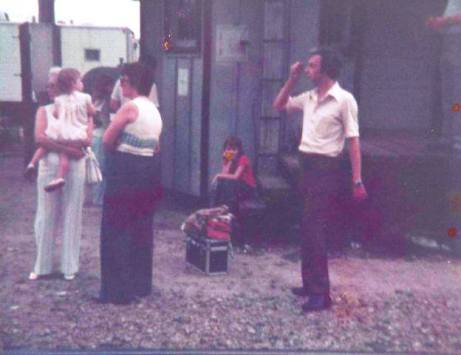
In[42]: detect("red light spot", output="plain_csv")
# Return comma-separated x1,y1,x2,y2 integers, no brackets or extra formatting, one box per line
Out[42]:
452,103,461,112
448,227,457,238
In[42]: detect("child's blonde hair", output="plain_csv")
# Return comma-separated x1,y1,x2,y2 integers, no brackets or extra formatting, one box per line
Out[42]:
57,68,81,94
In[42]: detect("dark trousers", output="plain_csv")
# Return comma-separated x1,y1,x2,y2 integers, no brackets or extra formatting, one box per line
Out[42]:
100,152,161,303
300,153,342,296
213,179,255,215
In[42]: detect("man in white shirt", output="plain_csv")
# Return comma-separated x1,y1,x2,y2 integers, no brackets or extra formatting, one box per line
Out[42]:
111,56,160,112
273,47,367,312
111,79,159,112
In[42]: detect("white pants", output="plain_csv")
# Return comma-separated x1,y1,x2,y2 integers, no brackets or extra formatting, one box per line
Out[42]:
33,152,85,275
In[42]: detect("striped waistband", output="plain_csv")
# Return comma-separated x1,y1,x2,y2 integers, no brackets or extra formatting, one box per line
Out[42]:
119,131,158,150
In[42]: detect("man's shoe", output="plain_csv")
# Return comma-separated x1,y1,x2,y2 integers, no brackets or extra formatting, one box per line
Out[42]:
302,294,332,313
291,287,310,297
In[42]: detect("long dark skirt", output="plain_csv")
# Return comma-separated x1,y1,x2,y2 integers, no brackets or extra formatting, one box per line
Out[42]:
99,151,161,304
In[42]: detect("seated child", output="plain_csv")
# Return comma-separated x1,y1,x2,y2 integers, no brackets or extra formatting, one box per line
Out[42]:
212,136,256,214
25,68,96,192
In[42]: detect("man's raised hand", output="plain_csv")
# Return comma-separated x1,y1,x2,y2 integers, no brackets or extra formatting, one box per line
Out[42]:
289,62,304,81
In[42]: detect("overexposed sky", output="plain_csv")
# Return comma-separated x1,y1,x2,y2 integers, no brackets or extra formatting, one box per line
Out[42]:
1,0,140,37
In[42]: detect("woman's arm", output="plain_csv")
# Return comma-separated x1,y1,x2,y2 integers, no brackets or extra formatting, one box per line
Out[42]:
35,107,85,159
103,102,138,151
62,115,94,148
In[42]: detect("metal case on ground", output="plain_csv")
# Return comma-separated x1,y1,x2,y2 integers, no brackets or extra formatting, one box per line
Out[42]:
185,235,229,275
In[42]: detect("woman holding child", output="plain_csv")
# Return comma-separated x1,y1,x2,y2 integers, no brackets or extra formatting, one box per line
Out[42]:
29,67,93,281
97,62,163,305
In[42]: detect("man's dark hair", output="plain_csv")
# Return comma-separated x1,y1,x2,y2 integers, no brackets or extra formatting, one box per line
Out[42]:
92,74,115,101
121,62,153,96
309,47,343,80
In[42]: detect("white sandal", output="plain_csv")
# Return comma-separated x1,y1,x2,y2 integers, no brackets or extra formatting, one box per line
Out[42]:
28,272,38,280
64,274,76,281
44,178,65,192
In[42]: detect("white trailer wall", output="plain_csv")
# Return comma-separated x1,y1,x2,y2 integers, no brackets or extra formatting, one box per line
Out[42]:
60,26,133,75
0,23,22,102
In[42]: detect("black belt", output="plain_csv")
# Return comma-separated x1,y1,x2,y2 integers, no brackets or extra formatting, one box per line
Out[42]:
299,152,342,170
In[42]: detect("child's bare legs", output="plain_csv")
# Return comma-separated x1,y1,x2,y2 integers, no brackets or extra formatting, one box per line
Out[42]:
44,152,69,192
56,152,70,180
24,147,47,179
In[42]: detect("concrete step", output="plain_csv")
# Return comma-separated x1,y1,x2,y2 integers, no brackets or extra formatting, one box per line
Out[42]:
279,153,301,187
257,173,292,201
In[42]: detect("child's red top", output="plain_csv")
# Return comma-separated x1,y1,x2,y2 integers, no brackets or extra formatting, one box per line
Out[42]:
237,155,256,188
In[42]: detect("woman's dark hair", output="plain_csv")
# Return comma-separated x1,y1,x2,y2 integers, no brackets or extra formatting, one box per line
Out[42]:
121,62,154,96
309,47,343,80
92,74,115,101
57,68,80,94
223,136,244,173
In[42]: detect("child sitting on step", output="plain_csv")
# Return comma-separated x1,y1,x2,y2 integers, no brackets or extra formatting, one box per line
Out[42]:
212,136,256,214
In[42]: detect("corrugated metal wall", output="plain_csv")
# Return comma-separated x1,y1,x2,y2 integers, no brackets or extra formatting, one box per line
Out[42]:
141,0,446,198
141,0,321,197
208,0,263,187
141,0,204,197
358,0,442,132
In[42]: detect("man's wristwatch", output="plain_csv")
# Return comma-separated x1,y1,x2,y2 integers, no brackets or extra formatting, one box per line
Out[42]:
353,181,363,188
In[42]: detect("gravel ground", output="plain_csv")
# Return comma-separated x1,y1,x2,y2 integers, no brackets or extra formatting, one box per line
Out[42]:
1,155,461,353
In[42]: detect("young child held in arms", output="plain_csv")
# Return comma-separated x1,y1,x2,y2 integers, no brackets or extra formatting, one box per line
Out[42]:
25,68,95,192
212,136,256,213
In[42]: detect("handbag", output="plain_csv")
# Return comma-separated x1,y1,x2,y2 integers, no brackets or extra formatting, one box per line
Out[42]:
85,147,103,184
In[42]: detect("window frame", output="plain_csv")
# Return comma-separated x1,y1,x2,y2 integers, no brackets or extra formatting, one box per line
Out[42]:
84,48,101,62
163,0,202,53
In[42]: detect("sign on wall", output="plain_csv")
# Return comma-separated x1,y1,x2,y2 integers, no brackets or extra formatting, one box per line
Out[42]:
177,67,189,96
216,25,249,62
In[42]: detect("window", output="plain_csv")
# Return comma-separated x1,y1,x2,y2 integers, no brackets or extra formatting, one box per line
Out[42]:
163,0,202,53
85,49,100,62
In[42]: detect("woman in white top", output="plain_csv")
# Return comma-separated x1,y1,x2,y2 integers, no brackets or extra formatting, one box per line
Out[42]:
97,62,163,305
29,67,91,281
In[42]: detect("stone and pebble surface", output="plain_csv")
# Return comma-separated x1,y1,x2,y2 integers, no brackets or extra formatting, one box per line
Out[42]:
1,156,461,353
